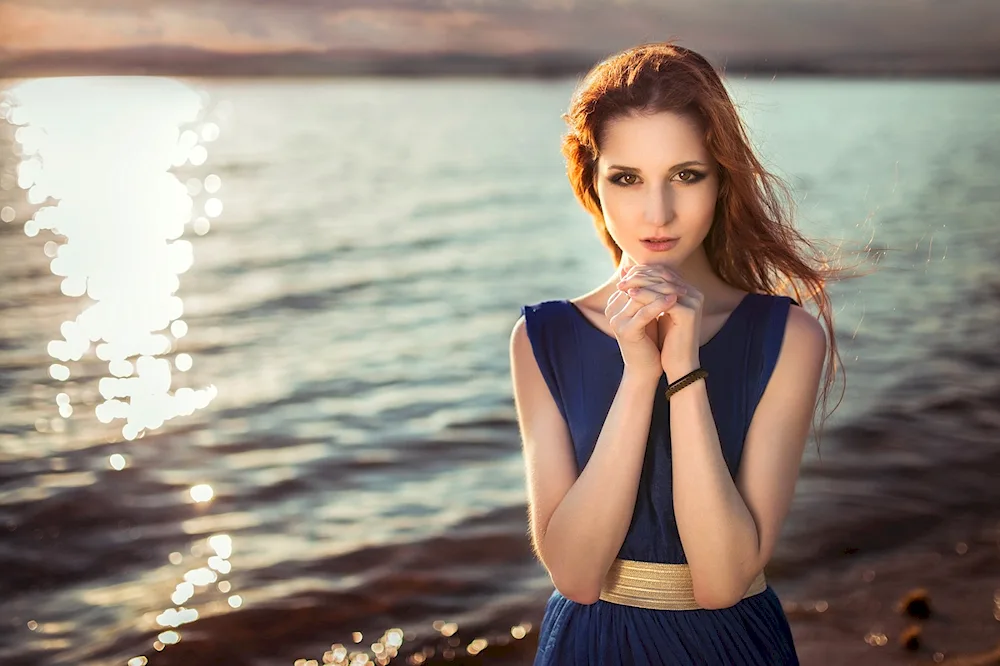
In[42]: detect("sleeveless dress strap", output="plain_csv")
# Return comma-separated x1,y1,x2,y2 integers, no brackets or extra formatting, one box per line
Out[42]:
520,302,570,424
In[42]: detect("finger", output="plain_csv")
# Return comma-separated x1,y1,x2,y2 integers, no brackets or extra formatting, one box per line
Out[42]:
640,297,677,322
606,289,639,321
625,262,685,280
618,296,678,335
628,266,687,292
621,292,679,333
625,286,682,305
623,264,651,280
619,274,688,294
612,288,666,320
620,268,681,289
625,282,687,299
621,261,657,279
606,288,628,315
617,268,659,289
646,264,684,281
608,293,650,334
671,292,698,310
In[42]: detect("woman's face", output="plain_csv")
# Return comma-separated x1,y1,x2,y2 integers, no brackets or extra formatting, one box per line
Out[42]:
594,110,719,269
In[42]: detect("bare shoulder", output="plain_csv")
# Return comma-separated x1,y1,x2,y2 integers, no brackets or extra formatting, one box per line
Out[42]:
510,314,527,341
509,315,534,367
783,300,827,359
509,314,549,414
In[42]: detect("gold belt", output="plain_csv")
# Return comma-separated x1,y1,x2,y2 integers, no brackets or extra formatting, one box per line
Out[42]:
599,559,767,610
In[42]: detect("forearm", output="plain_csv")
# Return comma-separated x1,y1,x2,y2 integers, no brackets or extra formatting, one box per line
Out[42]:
669,375,760,607
541,370,660,602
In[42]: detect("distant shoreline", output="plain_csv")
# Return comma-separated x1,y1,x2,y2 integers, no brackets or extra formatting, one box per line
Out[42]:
3,47,1000,79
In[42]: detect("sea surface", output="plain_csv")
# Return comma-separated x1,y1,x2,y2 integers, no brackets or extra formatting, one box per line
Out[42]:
1,76,998,665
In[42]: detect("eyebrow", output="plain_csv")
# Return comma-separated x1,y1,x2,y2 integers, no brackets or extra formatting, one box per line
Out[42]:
606,161,707,172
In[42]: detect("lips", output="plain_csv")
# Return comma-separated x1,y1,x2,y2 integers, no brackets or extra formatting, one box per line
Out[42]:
640,238,679,251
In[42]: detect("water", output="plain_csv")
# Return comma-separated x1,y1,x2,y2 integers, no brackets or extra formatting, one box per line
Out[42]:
1,76,999,665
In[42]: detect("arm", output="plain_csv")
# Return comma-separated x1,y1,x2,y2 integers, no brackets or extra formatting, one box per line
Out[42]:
510,316,661,604
668,304,827,609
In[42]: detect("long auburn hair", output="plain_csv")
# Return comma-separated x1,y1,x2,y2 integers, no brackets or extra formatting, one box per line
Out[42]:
561,41,846,448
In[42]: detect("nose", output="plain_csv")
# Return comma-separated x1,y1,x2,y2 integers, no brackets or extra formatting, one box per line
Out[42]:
644,184,675,226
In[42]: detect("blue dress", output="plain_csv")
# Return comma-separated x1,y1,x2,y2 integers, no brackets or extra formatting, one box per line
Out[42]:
520,293,800,666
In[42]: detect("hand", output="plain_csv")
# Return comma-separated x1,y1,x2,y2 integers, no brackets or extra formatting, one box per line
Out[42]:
605,262,678,381
616,263,704,378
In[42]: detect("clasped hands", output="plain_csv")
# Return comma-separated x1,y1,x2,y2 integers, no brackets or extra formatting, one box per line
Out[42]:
605,260,704,380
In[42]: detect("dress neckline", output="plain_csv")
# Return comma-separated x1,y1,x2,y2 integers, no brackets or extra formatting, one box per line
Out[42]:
564,292,755,350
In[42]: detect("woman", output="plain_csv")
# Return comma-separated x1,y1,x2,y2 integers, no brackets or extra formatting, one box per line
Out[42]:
509,42,844,665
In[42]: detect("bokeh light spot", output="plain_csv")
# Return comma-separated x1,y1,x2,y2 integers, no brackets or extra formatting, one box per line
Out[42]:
157,630,180,645
203,174,221,193
208,534,232,558
190,484,214,502
175,353,193,372
200,122,219,142
204,197,223,218
189,145,208,166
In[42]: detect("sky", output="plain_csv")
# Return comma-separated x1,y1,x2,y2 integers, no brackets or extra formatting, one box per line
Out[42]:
1,0,999,60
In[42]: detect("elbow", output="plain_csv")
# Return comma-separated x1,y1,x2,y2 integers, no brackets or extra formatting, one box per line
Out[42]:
556,582,602,605
548,569,602,606
694,589,741,610
692,562,758,610
693,580,744,610
538,542,603,605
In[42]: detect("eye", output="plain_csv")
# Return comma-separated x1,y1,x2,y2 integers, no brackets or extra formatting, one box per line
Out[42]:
610,173,639,186
675,170,705,183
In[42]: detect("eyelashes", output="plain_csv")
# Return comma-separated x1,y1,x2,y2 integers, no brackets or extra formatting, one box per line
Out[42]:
609,173,639,187
608,170,707,187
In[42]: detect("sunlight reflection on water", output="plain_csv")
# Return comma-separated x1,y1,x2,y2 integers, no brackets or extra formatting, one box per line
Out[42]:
3,77,219,440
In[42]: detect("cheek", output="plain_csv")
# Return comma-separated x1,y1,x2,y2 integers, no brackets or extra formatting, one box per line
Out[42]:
677,186,718,222
596,187,637,229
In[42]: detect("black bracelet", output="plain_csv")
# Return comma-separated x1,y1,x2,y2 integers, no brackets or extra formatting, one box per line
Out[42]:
663,368,709,401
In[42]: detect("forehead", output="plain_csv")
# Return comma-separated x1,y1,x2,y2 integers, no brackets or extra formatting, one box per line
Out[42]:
597,111,710,168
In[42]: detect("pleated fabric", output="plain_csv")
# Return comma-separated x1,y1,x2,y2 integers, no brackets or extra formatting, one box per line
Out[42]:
520,293,800,666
